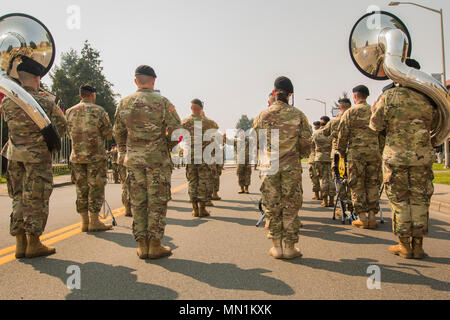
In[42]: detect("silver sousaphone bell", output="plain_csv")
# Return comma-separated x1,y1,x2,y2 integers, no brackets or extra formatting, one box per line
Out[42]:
0,13,61,152
349,11,450,147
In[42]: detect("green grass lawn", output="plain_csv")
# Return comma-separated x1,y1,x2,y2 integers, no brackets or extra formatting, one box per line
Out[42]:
433,163,450,171
434,172,450,185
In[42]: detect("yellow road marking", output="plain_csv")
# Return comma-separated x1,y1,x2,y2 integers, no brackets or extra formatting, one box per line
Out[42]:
0,181,193,265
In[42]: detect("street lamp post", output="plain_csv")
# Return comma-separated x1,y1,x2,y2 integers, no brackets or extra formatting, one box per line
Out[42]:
306,98,327,117
389,1,449,168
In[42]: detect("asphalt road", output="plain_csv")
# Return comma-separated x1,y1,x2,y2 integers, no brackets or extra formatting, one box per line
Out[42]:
0,166,449,300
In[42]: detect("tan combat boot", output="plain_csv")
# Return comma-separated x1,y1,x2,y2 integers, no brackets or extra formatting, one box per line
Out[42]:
211,192,221,201
327,196,335,208
15,234,27,259
25,235,56,258
352,213,369,229
320,196,329,207
283,242,302,259
238,186,245,194
192,202,199,217
312,192,320,200
80,212,89,232
205,200,214,207
148,239,171,259
244,186,250,194
368,212,378,229
412,237,425,259
389,237,413,259
335,208,343,217
88,212,113,232
199,202,210,217
269,239,283,259
137,238,148,260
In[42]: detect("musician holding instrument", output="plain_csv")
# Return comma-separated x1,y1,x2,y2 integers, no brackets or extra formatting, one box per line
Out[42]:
66,85,114,233
1,58,66,259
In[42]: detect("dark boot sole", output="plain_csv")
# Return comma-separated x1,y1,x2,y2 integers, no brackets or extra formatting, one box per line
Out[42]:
25,250,56,259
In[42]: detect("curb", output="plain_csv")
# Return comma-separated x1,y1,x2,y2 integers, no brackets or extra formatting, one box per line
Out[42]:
430,200,450,215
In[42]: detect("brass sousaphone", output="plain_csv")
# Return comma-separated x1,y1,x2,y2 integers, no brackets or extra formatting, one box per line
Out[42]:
0,13,61,152
349,11,450,146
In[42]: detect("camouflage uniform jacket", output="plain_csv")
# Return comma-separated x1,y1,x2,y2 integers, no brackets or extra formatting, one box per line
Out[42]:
312,129,332,162
113,88,182,168
337,102,381,162
369,87,437,166
66,101,112,164
322,113,342,157
253,101,312,168
0,86,67,163
181,114,219,164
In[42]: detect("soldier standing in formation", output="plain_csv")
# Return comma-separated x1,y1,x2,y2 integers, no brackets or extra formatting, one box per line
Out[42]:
181,99,219,218
1,59,66,258
309,121,321,201
114,65,182,260
370,60,436,259
337,86,382,229
66,85,113,233
253,76,312,259
201,110,220,207
117,144,132,217
235,131,252,194
312,116,335,208
109,145,119,184
211,138,224,201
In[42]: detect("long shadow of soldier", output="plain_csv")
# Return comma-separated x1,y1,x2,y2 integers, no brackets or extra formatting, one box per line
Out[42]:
286,257,450,292
88,232,178,251
149,258,295,296
166,217,209,228
22,258,179,300
206,216,258,227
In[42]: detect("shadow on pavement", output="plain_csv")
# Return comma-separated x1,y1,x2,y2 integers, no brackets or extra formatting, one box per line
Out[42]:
150,258,295,296
212,205,256,212
169,206,194,213
207,216,258,227
89,232,178,251
166,217,209,228
287,257,450,292
22,258,179,300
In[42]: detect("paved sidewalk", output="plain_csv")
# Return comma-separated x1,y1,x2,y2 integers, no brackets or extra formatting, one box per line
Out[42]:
0,174,73,194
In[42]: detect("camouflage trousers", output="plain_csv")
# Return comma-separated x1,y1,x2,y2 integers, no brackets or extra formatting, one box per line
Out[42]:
72,160,107,214
315,162,336,197
260,162,303,244
347,160,382,215
237,164,252,187
383,163,433,238
128,165,172,241
118,164,131,214
112,163,119,183
7,160,53,236
308,162,320,193
213,164,223,193
186,164,212,202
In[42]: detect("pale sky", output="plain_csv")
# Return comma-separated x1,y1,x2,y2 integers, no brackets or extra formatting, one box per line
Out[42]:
2,0,449,131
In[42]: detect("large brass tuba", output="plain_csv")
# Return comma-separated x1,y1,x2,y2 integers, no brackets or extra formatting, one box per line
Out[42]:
349,11,450,147
0,13,61,152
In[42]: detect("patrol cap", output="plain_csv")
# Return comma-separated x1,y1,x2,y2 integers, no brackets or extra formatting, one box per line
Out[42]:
16,56,45,77
274,76,294,94
313,121,321,127
135,65,157,78
338,98,351,105
80,84,97,93
352,85,370,97
191,98,203,108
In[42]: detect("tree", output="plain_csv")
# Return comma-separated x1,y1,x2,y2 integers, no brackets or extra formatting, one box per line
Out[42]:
50,41,119,122
235,115,253,132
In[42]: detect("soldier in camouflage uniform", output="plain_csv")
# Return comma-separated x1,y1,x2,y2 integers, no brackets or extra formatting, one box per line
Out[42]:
66,85,113,233
309,121,321,201
235,132,252,194
114,65,182,260
253,77,312,259
182,99,219,217
201,110,220,206
337,86,382,229
211,142,225,201
323,98,353,214
370,61,436,259
1,60,66,258
109,146,119,184
312,117,335,208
